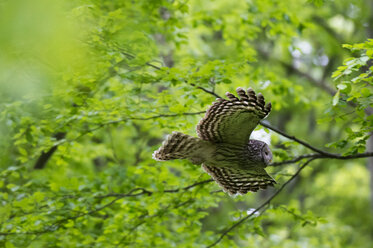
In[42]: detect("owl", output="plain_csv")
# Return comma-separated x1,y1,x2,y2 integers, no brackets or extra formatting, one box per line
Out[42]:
153,87,275,195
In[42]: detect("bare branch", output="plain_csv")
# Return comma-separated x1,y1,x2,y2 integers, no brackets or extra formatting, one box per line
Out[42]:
270,152,373,167
190,83,222,99
270,154,319,166
259,121,336,156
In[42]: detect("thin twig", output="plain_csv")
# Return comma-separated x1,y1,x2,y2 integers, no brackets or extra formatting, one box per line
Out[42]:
96,179,213,199
189,85,358,158
111,111,206,124
270,154,319,166
270,152,373,167
117,50,221,97
206,158,316,248
190,83,222,99
71,111,206,142
75,109,372,164
260,121,338,157
0,179,212,237
116,46,162,70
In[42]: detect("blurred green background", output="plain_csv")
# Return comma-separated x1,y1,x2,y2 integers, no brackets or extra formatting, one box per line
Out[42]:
0,0,372,247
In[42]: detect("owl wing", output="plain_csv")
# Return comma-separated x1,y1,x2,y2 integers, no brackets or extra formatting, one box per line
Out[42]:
196,87,271,146
202,164,276,195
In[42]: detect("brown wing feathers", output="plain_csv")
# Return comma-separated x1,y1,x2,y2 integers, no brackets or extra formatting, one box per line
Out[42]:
153,87,275,195
196,87,271,143
225,92,239,101
196,98,228,142
203,165,276,195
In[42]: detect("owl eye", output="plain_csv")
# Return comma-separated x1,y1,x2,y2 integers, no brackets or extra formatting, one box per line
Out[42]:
264,151,268,156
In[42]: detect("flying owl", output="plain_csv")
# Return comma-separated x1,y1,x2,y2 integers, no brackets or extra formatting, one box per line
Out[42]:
153,87,275,195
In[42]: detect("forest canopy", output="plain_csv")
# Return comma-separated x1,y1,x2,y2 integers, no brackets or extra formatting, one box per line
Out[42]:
0,0,373,247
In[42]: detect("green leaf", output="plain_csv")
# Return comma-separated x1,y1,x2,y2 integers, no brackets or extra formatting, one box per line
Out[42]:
361,88,371,97
332,89,340,106
222,78,232,84
5,241,16,248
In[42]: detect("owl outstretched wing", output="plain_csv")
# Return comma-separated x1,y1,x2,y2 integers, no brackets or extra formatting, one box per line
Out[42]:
196,87,271,146
202,164,276,195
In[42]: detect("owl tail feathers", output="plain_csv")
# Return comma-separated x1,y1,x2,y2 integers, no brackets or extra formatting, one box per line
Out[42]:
153,132,208,164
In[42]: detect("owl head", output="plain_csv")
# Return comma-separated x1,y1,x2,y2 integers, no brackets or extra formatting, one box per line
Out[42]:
247,140,273,166
261,142,272,165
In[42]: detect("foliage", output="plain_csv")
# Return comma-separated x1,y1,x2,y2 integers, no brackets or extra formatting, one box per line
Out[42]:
0,0,372,247
326,39,373,154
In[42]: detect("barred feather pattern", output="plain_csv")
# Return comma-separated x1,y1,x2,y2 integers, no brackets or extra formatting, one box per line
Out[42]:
152,131,213,165
153,87,276,195
202,164,276,195
196,87,271,146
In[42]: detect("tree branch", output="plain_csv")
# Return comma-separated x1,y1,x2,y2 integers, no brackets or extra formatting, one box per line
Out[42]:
95,179,213,199
207,158,316,248
74,108,373,164
270,154,319,166
33,132,66,169
259,121,336,156
207,147,373,246
117,48,221,97
187,84,345,158
270,152,373,166
115,198,195,247
190,83,222,99
0,179,213,237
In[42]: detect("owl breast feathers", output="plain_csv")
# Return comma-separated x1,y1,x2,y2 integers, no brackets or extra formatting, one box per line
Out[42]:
153,87,275,195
